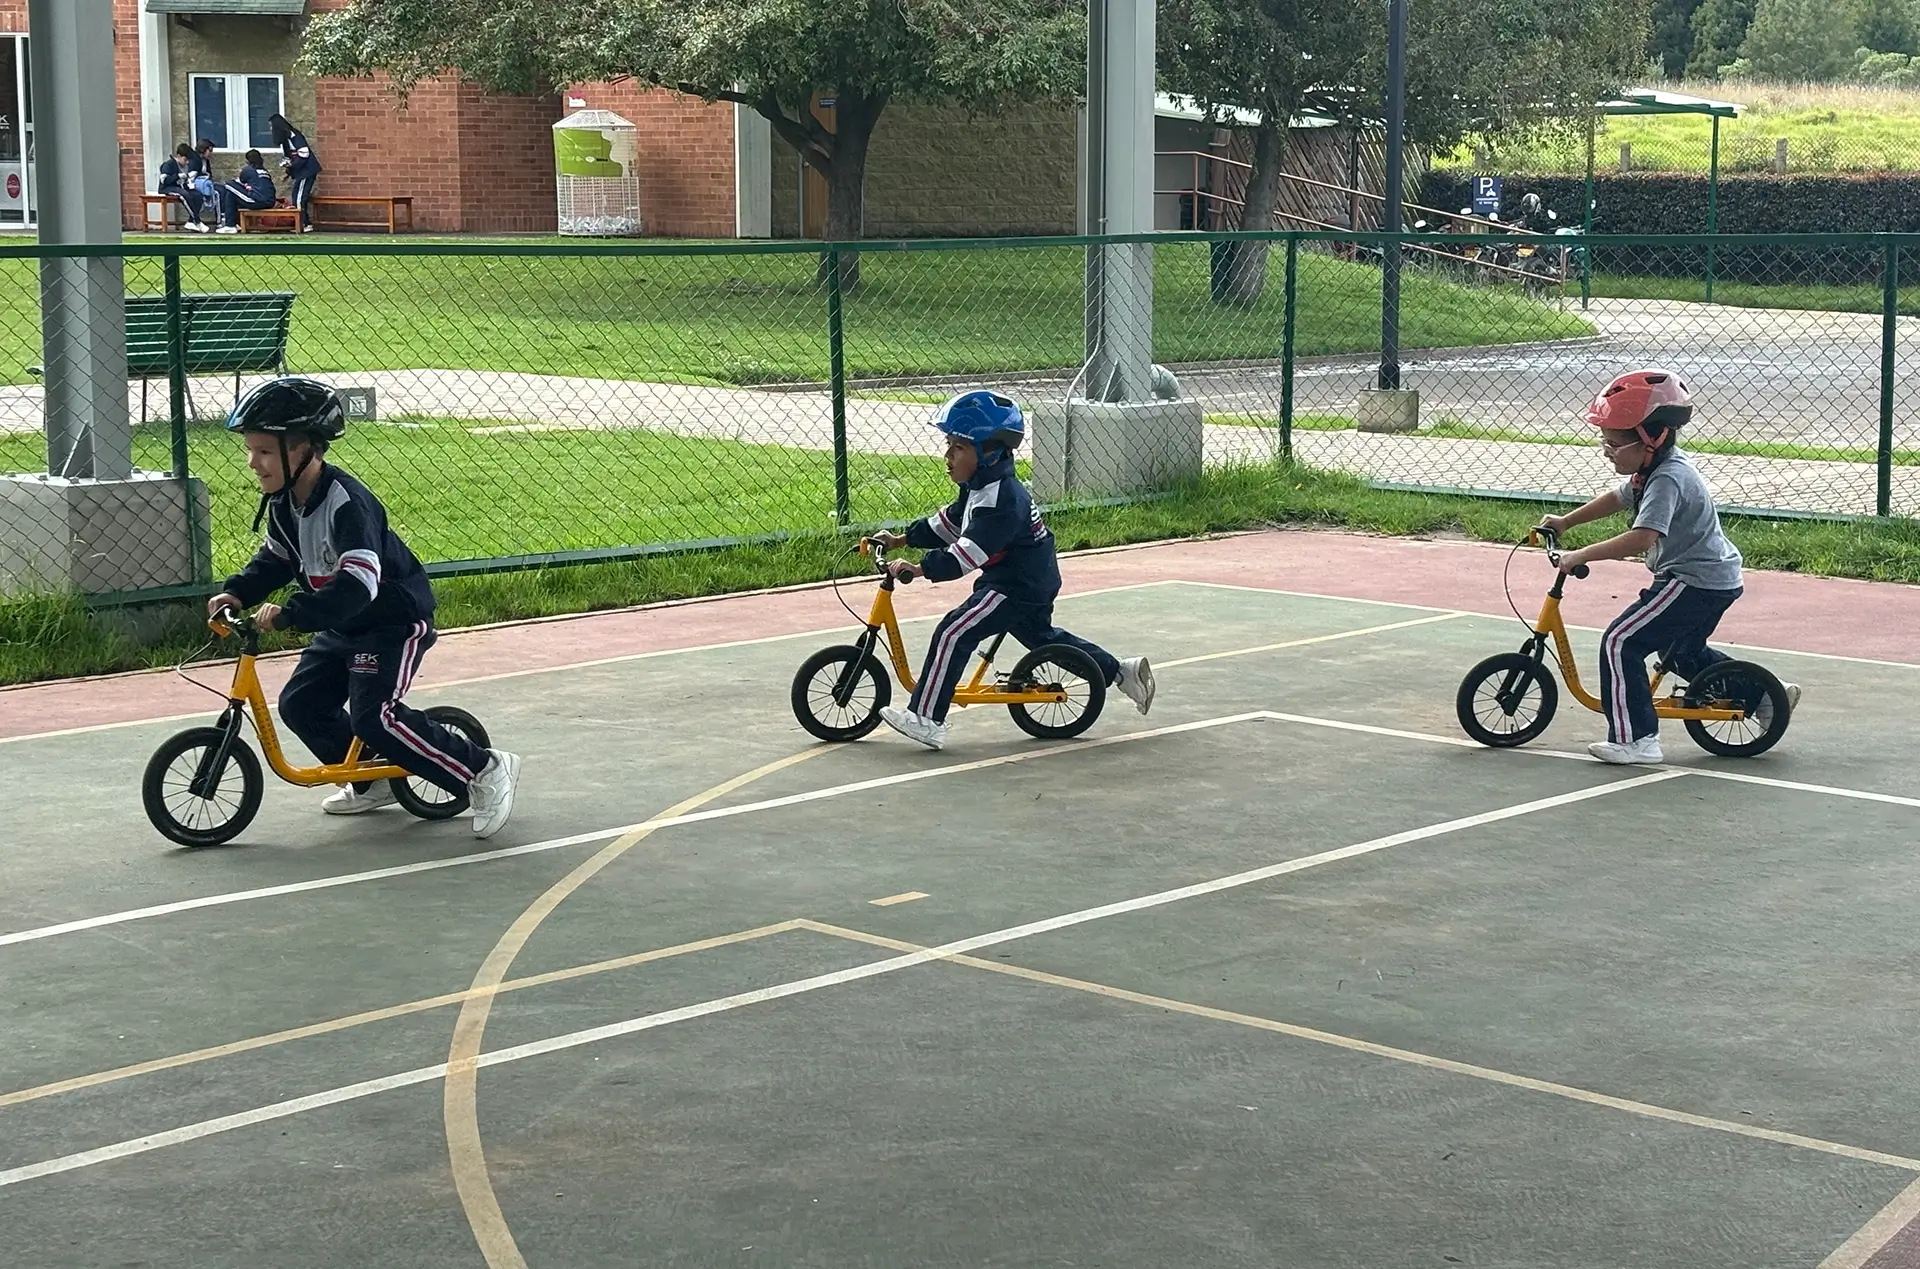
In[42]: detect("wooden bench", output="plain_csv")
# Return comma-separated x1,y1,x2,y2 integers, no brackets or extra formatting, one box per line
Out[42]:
142,193,194,232
308,196,414,234
239,206,303,234
27,292,298,423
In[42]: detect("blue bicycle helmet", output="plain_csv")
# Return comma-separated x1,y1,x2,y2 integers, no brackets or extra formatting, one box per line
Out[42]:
933,390,1025,459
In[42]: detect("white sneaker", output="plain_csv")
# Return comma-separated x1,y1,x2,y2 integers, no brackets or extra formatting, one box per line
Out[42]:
1785,683,1802,711
1588,736,1665,765
321,782,397,815
1114,656,1156,715
468,749,521,838
216,225,239,235
880,706,948,750
301,224,316,233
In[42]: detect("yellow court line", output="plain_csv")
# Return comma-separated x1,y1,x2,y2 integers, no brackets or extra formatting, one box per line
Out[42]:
443,747,828,1269
0,921,803,1113
794,920,1920,1176
869,892,929,907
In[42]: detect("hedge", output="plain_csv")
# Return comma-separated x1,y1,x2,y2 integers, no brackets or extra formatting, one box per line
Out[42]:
1421,170,1920,283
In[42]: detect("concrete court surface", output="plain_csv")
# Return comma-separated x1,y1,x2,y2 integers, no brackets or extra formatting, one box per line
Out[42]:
0,529,1917,1268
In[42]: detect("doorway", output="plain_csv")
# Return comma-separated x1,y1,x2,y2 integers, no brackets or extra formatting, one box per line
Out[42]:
799,92,835,238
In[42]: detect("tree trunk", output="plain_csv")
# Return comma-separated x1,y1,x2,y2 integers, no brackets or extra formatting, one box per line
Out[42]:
816,101,876,292
1212,118,1285,307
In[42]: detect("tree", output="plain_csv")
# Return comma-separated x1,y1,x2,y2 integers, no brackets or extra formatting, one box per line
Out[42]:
1856,0,1919,54
1687,0,1756,77
301,0,1084,287
1160,0,1649,305
1735,0,1857,78
1651,0,1709,77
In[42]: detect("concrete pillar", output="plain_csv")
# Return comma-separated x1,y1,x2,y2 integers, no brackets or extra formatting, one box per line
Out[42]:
1038,0,1205,500
30,0,130,481
2,0,210,597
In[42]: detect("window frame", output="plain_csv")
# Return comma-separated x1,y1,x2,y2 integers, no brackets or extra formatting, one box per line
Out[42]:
186,72,284,154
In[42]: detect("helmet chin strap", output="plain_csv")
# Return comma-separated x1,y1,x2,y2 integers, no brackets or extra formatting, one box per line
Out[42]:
252,434,319,530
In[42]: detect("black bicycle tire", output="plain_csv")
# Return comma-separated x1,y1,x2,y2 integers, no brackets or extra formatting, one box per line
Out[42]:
390,705,491,820
1682,660,1792,758
142,725,264,847
1456,652,1559,748
1006,644,1107,740
791,645,891,742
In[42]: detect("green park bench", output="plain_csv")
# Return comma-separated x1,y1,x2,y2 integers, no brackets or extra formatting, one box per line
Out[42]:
29,291,298,424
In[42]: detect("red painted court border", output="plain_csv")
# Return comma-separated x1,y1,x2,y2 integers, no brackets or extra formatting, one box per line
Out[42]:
3,529,1914,741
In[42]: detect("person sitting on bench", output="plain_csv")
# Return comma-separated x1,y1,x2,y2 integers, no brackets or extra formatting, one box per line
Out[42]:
216,151,279,234
158,144,210,233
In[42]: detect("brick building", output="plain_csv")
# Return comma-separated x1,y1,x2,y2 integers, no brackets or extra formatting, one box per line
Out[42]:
0,1,1324,239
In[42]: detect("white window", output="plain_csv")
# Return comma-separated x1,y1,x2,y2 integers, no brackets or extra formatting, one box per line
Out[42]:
188,74,282,153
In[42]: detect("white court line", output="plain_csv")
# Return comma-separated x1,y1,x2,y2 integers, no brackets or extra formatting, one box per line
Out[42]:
8,705,1914,952
1157,612,1466,668
0,770,1680,1191
1255,710,1920,811
1819,1175,1920,1269
0,712,1269,949
0,582,1170,746
1173,579,1920,672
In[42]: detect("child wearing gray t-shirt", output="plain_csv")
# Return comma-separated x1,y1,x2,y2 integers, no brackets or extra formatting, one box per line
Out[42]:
1542,368,1798,765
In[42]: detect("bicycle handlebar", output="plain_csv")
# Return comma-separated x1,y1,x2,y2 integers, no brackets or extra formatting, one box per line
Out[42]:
1526,527,1589,580
858,536,913,584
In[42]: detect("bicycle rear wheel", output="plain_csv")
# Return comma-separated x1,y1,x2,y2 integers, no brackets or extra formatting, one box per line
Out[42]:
1007,645,1106,740
390,705,491,819
1683,660,1791,758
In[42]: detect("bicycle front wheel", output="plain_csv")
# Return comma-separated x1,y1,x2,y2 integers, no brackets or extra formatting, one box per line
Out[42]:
1456,653,1559,748
142,726,264,847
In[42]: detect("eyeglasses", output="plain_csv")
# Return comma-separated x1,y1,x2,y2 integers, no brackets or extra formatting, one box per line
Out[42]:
1600,436,1644,455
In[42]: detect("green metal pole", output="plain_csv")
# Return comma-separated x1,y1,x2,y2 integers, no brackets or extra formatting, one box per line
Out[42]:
1705,115,1720,303
1880,240,1897,517
163,254,204,582
1581,114,1595,310
826,247,851,527
1280,236,1298,464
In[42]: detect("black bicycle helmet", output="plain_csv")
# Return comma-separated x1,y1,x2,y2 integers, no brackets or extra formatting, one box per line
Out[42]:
225,376,347,442
226,377,346,528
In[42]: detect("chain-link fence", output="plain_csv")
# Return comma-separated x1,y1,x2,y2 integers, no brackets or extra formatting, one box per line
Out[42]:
0,231,1914,603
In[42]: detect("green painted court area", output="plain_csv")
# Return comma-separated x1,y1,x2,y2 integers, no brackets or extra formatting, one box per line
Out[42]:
1,578,1915,1268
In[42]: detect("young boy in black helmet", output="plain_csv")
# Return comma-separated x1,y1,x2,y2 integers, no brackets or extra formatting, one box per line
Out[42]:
206,377,522,835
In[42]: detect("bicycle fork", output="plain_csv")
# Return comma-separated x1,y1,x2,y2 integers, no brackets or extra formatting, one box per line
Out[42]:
189,700,249,798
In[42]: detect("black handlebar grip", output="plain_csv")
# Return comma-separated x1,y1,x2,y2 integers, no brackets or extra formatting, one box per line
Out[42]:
1570,563,1590,579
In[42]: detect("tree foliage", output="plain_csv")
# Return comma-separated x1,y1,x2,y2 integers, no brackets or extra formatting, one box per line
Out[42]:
1728,0,1858,79
1686,0,1756,77
1160,0,1649,303
303,0,1084,274
1651,0,1709,77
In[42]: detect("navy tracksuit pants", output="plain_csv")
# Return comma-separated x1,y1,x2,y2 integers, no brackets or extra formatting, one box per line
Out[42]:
908,587,1121,723
1599,577,1740,743
279,622,488,794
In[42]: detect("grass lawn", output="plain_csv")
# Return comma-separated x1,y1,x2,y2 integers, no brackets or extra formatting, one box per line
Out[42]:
1588,271,1920,318
0,244,1591,389
4,459,1916,686
1448,79,1920,174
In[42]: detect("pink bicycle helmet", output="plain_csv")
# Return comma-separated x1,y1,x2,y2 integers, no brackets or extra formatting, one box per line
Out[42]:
1585,369,1692,453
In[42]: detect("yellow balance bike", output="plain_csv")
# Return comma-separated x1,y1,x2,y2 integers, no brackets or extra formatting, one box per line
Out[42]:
790,538,1105,742
1455,527,1792,757
142,608,491,847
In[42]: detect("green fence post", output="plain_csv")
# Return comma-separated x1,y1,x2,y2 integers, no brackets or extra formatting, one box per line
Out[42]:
1880,240,1898,518
1279,236,1298,464
826,246,851,528
163,253,204,583
1705,115,1720,303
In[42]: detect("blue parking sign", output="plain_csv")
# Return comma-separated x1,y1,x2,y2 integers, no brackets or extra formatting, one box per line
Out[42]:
1472,175,1502,217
